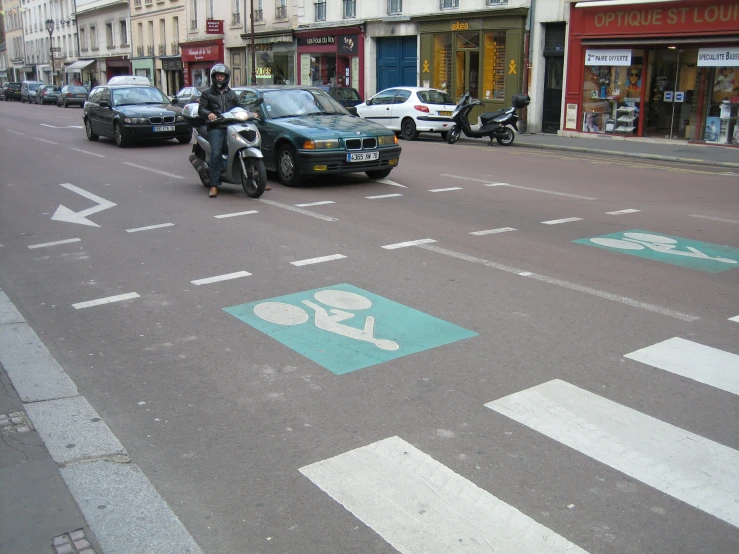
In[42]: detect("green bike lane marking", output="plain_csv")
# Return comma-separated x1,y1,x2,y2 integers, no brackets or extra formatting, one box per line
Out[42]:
574,230,739,273
224,283,477,375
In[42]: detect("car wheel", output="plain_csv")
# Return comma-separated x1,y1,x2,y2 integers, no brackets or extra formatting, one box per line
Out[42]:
63,100,69,108
114,123,128,148
177,135,191,144
401,118,419,141
21,97,25,103
365,169,393,180
496,127,515,146
84,118,99,141
241,158,267,198
277,145,303,187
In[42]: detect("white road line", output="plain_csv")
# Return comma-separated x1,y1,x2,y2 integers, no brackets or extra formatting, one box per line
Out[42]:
382,239,437,250
291,254,346,266
125,223,174,233
28,238,81,249
72,292,140,310
300,436,588,554
366,193,403,199
259,199,338,222
296,201,335,207
470,227,516,236
32,136,59,145
486,379,739,529
417,244,699,321
56,116,73,119
624,337,739,396
541,217,583,225
730,315,739,323
429,187,463,192
121,162,185,179
440,174,597,200
190,271,251,285
6,129,25,136
68,147,105,158
375,178,407,188
606,209,641,215
689,214,739,225
214,210,259,219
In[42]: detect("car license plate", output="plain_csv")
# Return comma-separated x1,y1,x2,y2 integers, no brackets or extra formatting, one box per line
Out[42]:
153,126,175,132
346,151,379,162
439,111,452,116
76,94,86,98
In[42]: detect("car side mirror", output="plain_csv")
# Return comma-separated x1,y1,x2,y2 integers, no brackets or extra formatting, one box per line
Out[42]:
253,97,264,107
170,97,179,104
346,106,358,117
365,98,373,106
99,100,110,108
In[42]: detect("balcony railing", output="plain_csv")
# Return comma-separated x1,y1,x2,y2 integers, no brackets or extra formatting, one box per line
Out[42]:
171,41,179,54
254,9,263,21
137,45,144,56
387,0,402,14
134,0,141,6
146,45,154,56
343,0,356,18
145,0,153,5
158,44,166,55
275,5,287,20
314,2,326,21
190,19,197,30
440,0,459,8
232,12,241,24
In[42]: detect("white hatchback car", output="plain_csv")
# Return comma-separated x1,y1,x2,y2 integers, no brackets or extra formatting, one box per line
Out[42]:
355,87,457,141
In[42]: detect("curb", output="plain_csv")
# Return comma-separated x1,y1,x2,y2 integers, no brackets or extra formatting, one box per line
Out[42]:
457,136,739,170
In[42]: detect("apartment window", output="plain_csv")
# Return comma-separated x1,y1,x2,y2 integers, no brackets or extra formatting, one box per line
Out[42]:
90,25,97,49
486,0,508,4
172,16,179,42
80,28,87,51
191,0,198,29
160,19,166,45
209,0,214,19
343,0,355,19
120,21,128,45
137,22,144,48
275,0,286,20
148,21,154,49
254,0,263,22
387,0,402,15
314,0,326,21
233,0,240,24
106,23,113,47
440,0,459,8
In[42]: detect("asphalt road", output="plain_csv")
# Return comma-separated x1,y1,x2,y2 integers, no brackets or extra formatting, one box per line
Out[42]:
1,100,738,554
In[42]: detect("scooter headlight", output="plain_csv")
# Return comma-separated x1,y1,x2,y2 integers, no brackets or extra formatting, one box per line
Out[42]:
232,111,250,121
238,128,261,146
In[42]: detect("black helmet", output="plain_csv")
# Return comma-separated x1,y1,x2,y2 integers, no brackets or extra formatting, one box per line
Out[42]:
210,63,231,89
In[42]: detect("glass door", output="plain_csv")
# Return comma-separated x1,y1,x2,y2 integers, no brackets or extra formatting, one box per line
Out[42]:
453,31,480,100
644,48,698,140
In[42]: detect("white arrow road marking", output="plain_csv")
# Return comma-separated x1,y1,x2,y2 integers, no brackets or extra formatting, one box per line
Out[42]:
52,183,117,227
40,123,84,129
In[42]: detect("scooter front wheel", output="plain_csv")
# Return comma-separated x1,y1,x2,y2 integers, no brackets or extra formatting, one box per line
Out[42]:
241,157,267,198
496,127,515,146
446,127,461,144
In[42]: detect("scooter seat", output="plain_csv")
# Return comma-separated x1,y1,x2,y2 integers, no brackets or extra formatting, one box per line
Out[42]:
480,109,507,123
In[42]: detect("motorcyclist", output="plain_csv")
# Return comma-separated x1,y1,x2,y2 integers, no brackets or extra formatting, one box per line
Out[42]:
198,63,269,197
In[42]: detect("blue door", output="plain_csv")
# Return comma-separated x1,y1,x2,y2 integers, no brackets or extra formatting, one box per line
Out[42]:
376,37,417,94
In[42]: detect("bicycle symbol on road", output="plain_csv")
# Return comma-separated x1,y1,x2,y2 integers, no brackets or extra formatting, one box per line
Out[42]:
589,232,737,264
253,289,400,351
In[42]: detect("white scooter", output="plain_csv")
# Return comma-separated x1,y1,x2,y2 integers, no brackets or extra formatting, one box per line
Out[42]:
182,98,267,198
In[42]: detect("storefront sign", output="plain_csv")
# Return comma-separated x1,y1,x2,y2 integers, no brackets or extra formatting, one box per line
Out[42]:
255,67,272,77
182,45,219,62
162,58,184,71
338,35,359,55
206,20,223,34
298,36,335,46
697,47,739,66
664,91,674,101
585,49,632,66
583,1,739,36
451,21,470,31
566,103,578,128
675,91,685,102
247,43,273,52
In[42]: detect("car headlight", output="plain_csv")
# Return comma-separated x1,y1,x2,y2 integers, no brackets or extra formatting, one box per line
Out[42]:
303,139,340,149
124,117,146,124
378,135,398,146
176,114,185,122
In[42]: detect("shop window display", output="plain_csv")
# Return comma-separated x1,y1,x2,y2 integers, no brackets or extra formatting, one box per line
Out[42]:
706,66,737,144
581,52,643,135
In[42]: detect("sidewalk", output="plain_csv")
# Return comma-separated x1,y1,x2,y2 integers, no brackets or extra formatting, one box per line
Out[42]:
514,133,739,169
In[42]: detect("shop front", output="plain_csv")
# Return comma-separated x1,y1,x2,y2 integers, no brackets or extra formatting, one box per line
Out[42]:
235,31,295,88
565,0,739,144
64,59,97,87
295,27,364,93
181,40,224,88
131,57,155,86
417,9,526,123
105,56,132,81
160,57,184,96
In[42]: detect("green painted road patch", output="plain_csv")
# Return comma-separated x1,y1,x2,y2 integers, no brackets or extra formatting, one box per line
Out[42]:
223,283,477,374
574,229,739,273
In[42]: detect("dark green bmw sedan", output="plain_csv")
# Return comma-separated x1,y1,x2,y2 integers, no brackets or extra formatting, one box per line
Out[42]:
233,86,401,186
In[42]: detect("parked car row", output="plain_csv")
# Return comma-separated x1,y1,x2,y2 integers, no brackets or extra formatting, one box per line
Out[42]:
0,82,22,101
0,81,90,107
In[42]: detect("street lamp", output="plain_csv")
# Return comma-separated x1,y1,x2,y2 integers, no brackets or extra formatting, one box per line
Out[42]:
45,19,55,85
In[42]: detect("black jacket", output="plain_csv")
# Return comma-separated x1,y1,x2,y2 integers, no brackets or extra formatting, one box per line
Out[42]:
198,86,242,119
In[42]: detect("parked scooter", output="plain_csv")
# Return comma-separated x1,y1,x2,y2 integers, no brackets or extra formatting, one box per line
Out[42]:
182,98,267,198
446,93,530,146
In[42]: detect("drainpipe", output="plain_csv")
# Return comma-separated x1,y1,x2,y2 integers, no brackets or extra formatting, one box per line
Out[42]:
520,0,536,134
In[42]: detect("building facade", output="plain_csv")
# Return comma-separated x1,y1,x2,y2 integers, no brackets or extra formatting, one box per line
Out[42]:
563,0,739,144
3,0,27,82
19,0,79,83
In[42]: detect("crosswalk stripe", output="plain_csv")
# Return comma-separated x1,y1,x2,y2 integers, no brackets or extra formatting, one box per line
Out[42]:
300,436,588,553
624,337,739,396
486,379,739,528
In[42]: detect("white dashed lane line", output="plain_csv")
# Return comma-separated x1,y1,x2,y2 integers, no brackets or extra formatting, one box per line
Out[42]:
429,187,463,192
190,271,251,285
689,214,739,225
259,199,338,222
606,209,640,215
729,315,739,323
121,162,185,179
125,223,174,233
72,292,140,310
382,239,436,250
32,136,58,145
295,201,335,207
291,254,346,266
470,227,517,236
440,174,598,200
28,238,81,249
541,217,583,225
69,147,105,158
214,210,259,219
366,193,403,200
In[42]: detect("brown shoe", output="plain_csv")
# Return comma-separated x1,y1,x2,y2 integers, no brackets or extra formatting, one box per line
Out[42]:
265,185,272,191
209,186,218,198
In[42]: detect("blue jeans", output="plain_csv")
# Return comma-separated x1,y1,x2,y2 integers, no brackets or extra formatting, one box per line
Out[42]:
207,127,227,188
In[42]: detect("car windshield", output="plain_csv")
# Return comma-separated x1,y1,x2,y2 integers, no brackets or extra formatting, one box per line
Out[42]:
262,89,348,119
333,88,361,101
416,90,454,105
69,86,87,93
112,87,168,106
29,84,41,91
